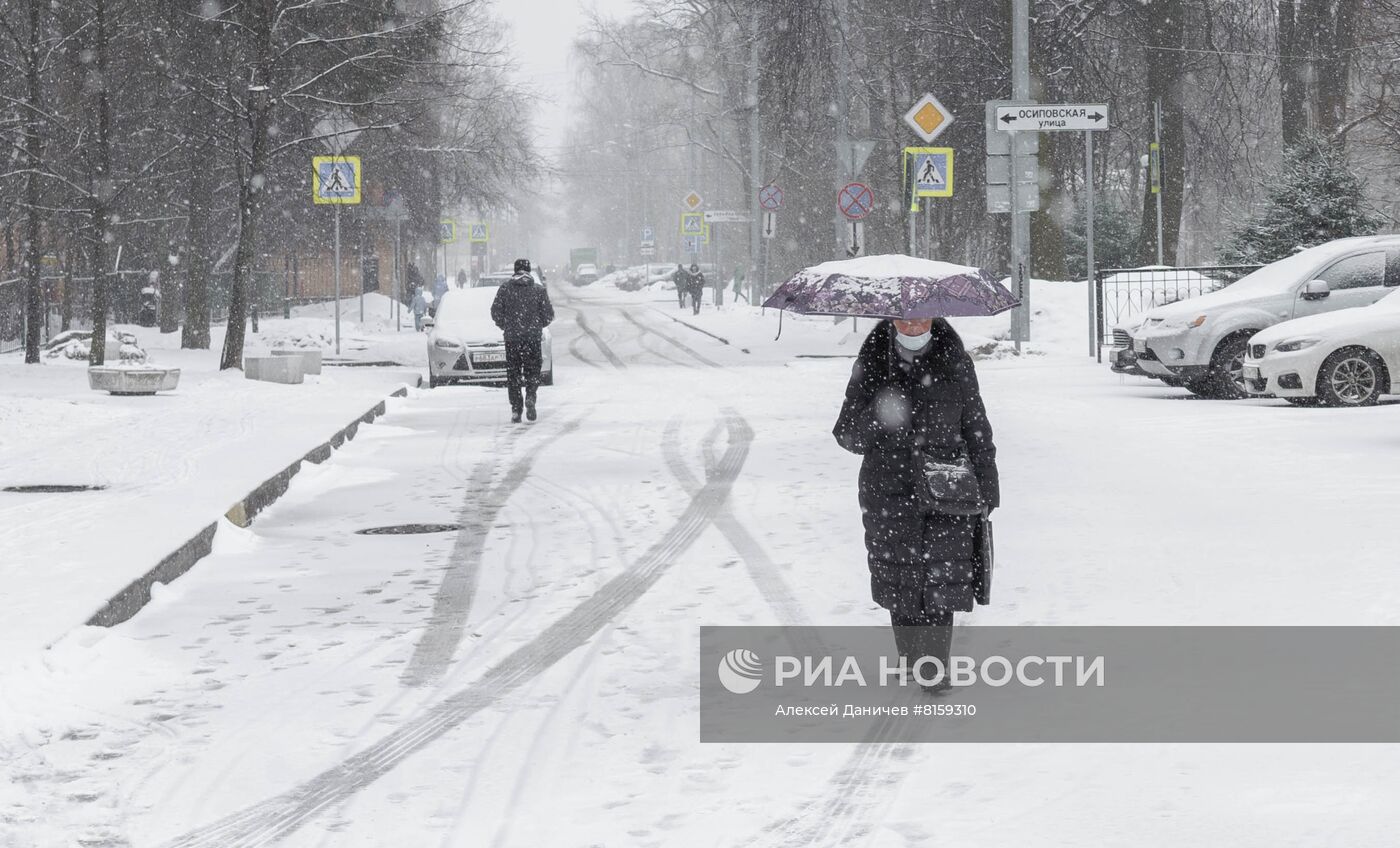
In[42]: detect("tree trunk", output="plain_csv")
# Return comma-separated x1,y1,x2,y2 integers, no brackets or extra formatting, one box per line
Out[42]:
1137,0,1185,266
219,113,270,370
1314,0,1360,139
1032,133,1067,280
1278,0,1306,147
87,0,115,366
21,0,45,364
181,110,216,349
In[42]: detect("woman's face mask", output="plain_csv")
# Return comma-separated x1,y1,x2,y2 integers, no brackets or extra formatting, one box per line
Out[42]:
895,329,932,350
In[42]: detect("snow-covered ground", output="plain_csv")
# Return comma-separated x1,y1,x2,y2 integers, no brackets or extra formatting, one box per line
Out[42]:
4,282,1400,846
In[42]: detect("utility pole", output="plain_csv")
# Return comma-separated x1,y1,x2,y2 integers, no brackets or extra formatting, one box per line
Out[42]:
1153,98,1165,266
1085,130,1096,357
747,5,763,304
1010,0,1033,350
833,0,853,259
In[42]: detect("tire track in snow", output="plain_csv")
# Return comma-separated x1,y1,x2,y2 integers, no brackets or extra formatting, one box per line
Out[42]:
661,418,808,628
619,309,722,368
161,411,753,848
401,415,585,688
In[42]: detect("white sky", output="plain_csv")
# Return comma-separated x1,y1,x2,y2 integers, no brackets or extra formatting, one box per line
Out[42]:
497,0,636,135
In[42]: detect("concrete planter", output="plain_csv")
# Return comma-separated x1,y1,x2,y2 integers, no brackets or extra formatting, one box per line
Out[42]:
88,367,181,396
244,355,305,385
272,348,322,375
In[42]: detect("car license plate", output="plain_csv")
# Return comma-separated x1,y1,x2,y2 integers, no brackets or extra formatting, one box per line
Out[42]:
1133,339,1146,353
472,353,506,365
1243,365,1260,380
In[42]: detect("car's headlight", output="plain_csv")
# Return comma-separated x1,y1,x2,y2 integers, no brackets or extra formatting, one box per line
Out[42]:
1186,315,1207,328
1274,338,1320,353
433,338,462,350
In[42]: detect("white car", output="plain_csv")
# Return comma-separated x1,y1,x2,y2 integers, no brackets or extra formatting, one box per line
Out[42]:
574,264,598,286
1131,236,1400,398
425,287,554,388
1243,289,1400,407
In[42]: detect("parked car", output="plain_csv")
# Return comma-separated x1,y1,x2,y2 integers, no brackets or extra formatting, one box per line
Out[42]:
424,288,554,388
1131,236,1400,398
574,264,599,286
474,272,513,288
1243,289,1400,407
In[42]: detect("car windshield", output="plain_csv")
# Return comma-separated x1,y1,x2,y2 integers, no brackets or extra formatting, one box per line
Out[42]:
1224,243,1366,295
475,274,511,288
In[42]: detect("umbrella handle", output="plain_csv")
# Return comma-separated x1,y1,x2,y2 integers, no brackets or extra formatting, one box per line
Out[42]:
773,295,795,341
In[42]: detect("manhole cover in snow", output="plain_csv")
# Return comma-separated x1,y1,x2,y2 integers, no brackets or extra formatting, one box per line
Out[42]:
356,524,461,536
3,485,107,494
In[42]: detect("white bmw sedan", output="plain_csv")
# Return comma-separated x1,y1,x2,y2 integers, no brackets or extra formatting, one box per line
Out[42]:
1244,289,1400,407
425,283,554,389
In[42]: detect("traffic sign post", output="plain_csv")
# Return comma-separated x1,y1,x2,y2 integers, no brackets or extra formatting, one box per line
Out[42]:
467,222,489,243
313,155,362,355
680,212,706,237
703,210,751,224
761,212,777,239
907,147,954,198
838,183,874,220
993,103,1113,357
845,221,865,258
683,191,704,211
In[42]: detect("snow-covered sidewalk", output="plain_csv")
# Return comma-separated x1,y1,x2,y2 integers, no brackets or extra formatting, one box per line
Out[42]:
0,331,420,660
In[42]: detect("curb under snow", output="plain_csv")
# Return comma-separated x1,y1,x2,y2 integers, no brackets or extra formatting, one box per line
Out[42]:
84,379,420,629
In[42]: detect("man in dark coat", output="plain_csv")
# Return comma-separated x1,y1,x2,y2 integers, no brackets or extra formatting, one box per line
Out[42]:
673,264,688,308
833,318,999,691
490,258,555,423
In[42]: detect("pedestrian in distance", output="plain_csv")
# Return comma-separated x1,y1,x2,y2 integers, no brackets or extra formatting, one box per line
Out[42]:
456,268,468,289
832,318,999,694
431,274,449,316
673,264,688,309
490,258,555,424
688,263,706,315
410,285,429,331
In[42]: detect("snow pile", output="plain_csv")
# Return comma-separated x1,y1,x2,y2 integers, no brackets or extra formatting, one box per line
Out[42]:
599,264,678,292
42,329,147,364
801,253,984,280
248,318,337,351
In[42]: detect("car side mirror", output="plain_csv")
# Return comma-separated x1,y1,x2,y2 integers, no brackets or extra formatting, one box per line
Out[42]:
1302,279,1331,301
422,317,435,329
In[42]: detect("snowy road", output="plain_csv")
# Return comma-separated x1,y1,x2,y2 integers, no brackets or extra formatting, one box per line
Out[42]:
5,286,1400,846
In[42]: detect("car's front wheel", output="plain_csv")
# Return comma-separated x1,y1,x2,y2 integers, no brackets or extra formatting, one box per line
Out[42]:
1317,348,1386,407
1187,335,1252,399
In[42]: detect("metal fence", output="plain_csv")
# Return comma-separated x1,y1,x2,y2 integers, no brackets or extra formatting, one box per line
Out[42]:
1095,264,1263,351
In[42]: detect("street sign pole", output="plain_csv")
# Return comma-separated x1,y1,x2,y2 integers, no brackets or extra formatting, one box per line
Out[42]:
1011,0,1032,352
1154,98,1165,266
1086,130,1096,358
334,205,341,355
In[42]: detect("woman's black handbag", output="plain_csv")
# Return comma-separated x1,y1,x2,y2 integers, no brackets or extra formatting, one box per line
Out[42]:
917,452,985,516
973,518,994,606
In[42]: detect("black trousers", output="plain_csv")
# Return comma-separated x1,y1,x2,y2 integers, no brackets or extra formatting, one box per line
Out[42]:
890,609,954,684
690,287,703,314
503,332,542,413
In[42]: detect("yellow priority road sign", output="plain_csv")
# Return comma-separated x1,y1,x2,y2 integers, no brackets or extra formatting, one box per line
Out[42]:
313,155,361,205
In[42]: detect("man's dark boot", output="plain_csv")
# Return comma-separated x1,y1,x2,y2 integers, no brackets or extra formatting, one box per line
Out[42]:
525,403,537,422
511,410,522,424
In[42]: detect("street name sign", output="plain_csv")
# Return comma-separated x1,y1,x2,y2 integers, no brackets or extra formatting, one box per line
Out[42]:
995,103,1109,132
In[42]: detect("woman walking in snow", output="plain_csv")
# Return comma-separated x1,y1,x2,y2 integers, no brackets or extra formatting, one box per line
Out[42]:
832,317,999,692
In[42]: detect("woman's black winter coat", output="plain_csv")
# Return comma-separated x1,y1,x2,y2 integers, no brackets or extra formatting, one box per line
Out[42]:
833,319,999,615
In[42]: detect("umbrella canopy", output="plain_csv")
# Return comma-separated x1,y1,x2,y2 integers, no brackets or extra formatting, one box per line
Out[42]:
762,254,1020,319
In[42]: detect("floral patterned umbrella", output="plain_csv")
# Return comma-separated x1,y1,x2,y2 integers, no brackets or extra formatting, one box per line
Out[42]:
762,254,1020,319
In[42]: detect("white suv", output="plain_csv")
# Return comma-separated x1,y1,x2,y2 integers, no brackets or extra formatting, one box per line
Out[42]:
1131,236,1400,398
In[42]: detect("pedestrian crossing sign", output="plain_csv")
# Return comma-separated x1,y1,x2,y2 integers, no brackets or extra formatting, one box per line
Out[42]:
312,155,361,205
906,147,954,198
680,212,707,238
439,219,457,244
468,222,489,243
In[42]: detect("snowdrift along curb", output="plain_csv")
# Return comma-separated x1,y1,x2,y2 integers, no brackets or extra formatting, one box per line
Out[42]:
84,381,419,629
